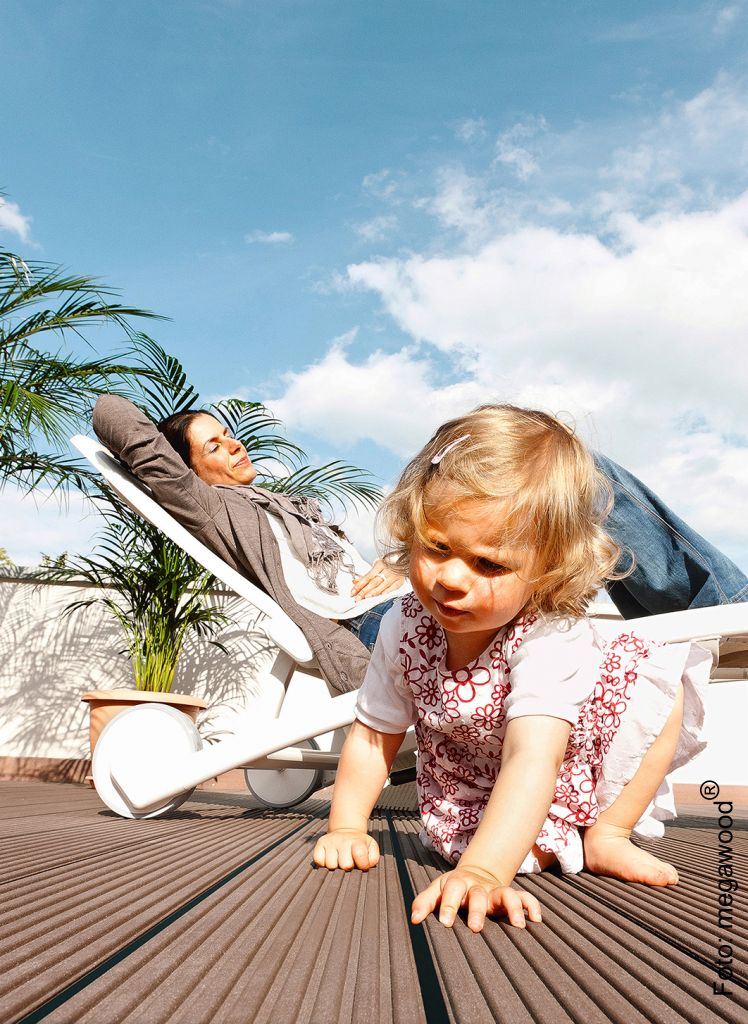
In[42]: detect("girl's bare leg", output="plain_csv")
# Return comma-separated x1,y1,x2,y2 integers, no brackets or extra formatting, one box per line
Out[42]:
583,682,684,886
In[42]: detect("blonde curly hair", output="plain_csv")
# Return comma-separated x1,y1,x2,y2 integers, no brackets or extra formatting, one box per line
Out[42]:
379,404,624,618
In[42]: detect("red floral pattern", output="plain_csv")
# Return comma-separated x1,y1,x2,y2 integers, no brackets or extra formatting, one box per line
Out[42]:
399,593,644,865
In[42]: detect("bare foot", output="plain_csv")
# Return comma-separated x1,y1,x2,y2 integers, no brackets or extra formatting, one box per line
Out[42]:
583,822,678,886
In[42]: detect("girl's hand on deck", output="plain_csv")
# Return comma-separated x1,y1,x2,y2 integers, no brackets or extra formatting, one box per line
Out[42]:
313,829,380,871
351,559,403,601
411,866,542,932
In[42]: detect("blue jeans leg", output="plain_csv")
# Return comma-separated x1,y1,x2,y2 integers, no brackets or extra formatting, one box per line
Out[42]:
594,453,748,617
343,599,396,652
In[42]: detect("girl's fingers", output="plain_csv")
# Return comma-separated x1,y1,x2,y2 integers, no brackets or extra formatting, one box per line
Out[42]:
337,844,355,870
410,875,544,931
519,890,542,923
411,878,443,924
350,838,379,870
367,838,381,868
466,886,489,932
499,887,527,929
487,887,542,928
437,877,468,927
313,841,338,870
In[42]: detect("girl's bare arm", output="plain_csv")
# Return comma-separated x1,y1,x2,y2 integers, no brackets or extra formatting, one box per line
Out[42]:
412,715,571,930
313,720,406,870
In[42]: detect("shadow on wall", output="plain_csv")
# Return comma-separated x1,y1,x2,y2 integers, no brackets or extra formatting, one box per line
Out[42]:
0,580,278,760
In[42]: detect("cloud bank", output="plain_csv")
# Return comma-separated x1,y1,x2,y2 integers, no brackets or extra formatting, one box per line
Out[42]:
267,74,748,565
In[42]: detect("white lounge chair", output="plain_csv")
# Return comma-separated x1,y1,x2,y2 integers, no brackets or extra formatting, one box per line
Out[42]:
71,434,748,820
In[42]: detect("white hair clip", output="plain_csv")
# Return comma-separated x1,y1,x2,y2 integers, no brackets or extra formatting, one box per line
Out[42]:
430,433,471,465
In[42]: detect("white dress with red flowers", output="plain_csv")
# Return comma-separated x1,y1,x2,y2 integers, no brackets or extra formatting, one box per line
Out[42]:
355,594,711,874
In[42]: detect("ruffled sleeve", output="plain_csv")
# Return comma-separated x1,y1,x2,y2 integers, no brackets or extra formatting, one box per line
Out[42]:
504,616,602,724
355,602,417,733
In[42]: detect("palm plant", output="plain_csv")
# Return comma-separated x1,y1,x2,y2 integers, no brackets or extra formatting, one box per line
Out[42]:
0,247,162,494
59,501,229,691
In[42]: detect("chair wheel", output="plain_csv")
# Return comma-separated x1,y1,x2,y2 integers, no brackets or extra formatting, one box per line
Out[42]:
244,738,323,808
92,703,202,818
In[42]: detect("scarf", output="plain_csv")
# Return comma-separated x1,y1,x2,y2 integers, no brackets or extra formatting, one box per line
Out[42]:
216,484,356,595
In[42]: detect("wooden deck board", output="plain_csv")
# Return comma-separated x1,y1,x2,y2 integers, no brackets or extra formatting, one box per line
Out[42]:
1,780,746,1024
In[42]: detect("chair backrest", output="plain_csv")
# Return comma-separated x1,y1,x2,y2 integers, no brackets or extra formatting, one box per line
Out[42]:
71,434,314,664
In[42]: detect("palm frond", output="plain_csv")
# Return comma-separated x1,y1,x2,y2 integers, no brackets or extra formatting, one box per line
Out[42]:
0,347,164,446
0,247,165,497
266,460,383,514
130,335,201,421
210,397,306,468
0,447,100,494
0,251,164,349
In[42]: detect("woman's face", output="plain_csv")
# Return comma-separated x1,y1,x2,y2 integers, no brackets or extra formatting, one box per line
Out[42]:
187,414,257,486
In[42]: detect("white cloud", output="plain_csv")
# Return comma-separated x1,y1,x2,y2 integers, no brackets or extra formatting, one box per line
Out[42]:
244,229,294,244
714,3,744,34
416,165,492,238
600,73,748,216
494,117,547,181
640,428,748,552
362,169,399,201
454,117,488,144
0,198,33,243
268,332,485,458
346,195,748,436
336,502,379,562
354,214,398,242
683,73,748,146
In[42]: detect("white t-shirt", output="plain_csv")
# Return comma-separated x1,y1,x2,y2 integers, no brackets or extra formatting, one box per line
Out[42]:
356,601,602,732
265,513,410,619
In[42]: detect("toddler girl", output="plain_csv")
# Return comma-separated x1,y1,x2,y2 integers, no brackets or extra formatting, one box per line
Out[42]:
313,405,710,932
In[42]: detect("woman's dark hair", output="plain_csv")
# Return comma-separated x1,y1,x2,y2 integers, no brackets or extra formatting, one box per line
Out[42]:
157,409,212,468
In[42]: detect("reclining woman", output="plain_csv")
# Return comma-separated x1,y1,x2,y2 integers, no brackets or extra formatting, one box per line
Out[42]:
93,395,748,695
93,394,409,695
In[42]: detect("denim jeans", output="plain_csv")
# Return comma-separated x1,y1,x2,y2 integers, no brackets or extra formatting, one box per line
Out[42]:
343,598,396,652
594,453,748,617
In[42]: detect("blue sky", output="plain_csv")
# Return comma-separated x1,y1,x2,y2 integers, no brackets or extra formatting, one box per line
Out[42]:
2,0,748,567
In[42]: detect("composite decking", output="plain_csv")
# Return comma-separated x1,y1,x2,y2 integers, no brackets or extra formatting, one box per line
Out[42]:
1,780,746,1023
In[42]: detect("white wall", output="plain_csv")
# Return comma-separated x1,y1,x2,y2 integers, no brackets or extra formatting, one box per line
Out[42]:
0,578,277,759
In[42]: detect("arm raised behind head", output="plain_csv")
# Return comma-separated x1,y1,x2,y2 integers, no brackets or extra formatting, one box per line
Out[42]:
93,394,224,534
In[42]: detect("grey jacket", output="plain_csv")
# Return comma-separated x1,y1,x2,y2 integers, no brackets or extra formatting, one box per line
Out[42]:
92,395,370,693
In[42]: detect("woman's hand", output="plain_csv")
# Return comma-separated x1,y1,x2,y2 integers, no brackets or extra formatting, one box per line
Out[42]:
351,558,404,601
313,828,381,871
411,865,542,933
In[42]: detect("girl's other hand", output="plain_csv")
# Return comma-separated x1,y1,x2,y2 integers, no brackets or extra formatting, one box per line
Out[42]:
313,828,380,871
351,559,403,601
411,865,542,932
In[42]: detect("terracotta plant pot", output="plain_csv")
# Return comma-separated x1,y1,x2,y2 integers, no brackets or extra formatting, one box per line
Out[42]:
81,688,208,755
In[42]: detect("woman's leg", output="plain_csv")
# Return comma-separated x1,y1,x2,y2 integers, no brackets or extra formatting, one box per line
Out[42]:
594,453,748,617
342,598,396,652
583,682,684,886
